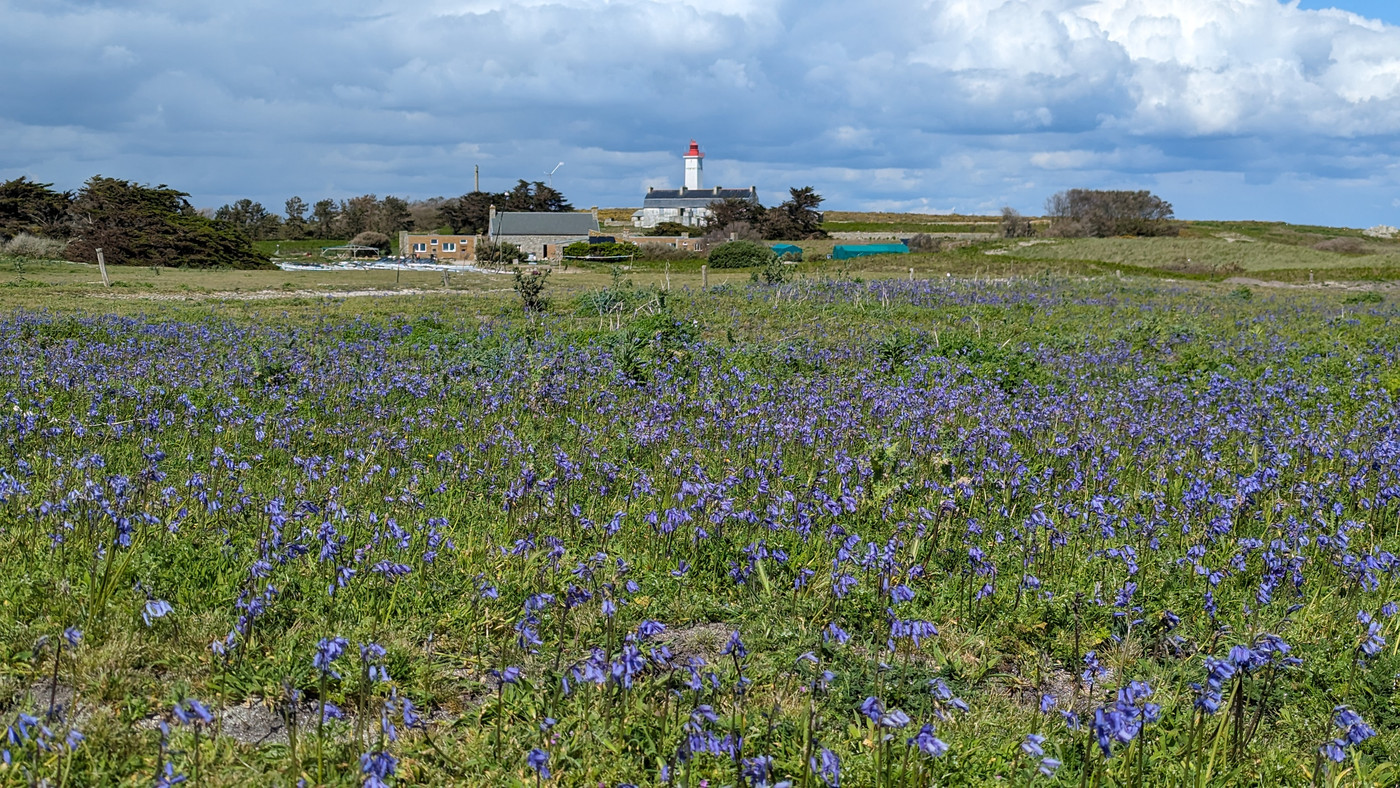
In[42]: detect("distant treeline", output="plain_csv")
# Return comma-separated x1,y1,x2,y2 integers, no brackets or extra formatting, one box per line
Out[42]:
1,176,271,269
0,177,578,268
215,180,575,242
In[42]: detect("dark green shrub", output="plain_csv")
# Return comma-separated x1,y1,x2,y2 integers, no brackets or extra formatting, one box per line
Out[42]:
1343,291,1383,304
646,221,693,237
563,241,639,259
478,240,526,265
708,240,774,269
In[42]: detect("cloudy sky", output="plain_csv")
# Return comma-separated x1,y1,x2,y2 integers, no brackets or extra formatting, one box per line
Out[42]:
2,0,1398,226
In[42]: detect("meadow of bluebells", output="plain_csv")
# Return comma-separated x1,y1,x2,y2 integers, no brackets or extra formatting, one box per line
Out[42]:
0,275,1398,785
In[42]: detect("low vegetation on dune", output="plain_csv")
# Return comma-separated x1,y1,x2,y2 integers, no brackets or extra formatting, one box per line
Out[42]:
0,266,1396,786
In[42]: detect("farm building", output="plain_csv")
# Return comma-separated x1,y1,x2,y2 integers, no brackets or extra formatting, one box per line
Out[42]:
632,141,760,229
489,207,600,260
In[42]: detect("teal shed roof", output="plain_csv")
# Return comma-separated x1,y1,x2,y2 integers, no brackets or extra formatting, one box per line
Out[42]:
832,243,909,259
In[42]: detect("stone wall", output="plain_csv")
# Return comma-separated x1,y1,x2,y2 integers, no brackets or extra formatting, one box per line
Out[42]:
500,235,588,260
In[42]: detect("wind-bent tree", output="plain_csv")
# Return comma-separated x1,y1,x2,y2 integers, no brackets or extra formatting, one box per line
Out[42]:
66,176,271,269
1044,189,1176,237
0,177,72,240
761,186,827,240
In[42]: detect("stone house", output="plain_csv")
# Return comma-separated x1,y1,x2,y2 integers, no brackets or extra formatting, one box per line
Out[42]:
489,208,600,260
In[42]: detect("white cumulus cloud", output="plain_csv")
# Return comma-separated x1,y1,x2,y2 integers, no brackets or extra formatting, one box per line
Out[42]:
0,0,1398,225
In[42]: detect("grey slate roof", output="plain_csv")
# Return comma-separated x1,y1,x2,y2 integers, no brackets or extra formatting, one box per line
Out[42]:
642,187,759,210
489,212,599,237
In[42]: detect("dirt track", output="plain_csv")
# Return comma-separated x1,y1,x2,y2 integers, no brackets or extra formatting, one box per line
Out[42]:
1223,277,1398,292
91,287,516,301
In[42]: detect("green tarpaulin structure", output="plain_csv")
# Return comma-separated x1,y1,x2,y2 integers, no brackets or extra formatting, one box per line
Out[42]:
771,243,803,260
832,243,909,260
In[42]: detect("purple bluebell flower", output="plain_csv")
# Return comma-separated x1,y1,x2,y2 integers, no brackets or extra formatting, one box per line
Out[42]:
313,637,349,679
154,761,187,787
722,630,747,659
143,599,173,626
526,747,551,779
740,755,773,786
1323,706,1376,762
907,724,948,757
173,698,213,727
360,750,397,788
811,746,842,786
831,573,858,599
1357,611,1386,658
490,666,523,686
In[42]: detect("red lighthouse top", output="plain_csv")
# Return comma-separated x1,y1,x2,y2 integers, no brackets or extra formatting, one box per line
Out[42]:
685,140,704,158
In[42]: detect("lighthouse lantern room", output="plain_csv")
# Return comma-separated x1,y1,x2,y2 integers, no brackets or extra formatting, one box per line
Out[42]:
683,140,704,191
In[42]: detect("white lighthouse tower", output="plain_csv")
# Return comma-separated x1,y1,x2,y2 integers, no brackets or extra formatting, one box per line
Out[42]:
683,140,704,191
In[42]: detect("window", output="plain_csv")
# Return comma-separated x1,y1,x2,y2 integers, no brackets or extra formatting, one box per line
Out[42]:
430,238,438,245
442,242,456,252
413,243,427,253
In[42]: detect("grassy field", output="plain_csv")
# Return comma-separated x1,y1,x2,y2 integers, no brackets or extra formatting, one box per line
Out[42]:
0,222,1398,785
984,236,1400,274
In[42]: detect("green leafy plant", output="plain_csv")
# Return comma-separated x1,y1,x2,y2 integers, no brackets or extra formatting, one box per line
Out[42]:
751,255,793,285
512,266,551,311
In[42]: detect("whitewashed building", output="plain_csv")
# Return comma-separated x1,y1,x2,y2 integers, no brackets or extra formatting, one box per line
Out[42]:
632,141,759,229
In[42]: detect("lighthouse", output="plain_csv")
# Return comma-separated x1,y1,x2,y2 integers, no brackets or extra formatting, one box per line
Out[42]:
631,141,758,229
683,140,704,191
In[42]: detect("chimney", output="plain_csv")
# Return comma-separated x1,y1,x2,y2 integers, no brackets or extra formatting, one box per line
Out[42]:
714,186,721,194
591,206,598,221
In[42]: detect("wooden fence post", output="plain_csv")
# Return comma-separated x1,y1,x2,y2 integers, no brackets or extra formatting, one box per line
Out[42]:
96,248,110,287
701,264,708,291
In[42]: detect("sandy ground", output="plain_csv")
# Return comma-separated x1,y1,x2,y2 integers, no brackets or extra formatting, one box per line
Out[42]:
90,287,518,301
1223,276,1399,292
